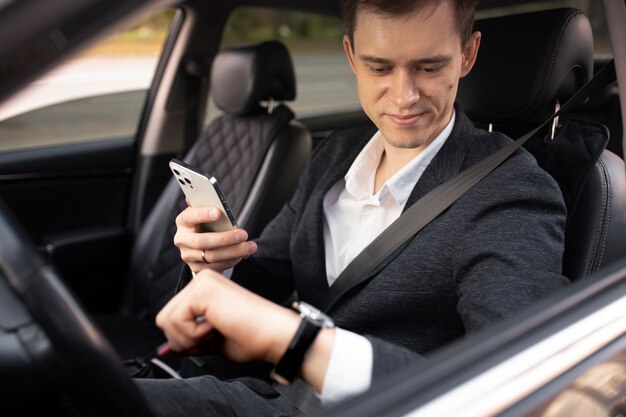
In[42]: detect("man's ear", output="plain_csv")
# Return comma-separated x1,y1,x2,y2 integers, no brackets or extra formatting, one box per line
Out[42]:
343,35,357,74
460,31,481,78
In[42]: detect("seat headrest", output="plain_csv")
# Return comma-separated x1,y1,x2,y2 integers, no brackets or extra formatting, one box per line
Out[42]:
211,40,296,116
458,8,593,125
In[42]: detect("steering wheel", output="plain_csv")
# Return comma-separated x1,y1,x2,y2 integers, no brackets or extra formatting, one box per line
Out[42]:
0,198,154,416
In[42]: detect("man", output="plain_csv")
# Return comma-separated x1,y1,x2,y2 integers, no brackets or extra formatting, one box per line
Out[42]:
137,0,569,415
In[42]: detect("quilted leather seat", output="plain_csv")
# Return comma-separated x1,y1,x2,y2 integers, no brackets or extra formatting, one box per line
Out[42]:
100,40,312,359
457,8,626,281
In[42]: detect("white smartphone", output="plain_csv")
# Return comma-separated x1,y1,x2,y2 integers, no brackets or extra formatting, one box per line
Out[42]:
169,158,238,233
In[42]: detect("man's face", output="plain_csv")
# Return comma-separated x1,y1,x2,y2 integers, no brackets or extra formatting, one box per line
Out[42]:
344,0,480,151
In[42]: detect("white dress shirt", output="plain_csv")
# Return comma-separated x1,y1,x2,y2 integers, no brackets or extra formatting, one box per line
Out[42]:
319,112,455,404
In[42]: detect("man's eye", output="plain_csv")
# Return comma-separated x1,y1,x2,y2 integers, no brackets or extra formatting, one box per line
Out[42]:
421,66,442,74
369,66,390,74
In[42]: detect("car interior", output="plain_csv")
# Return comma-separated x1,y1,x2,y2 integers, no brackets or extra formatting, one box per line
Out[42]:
456,7,626,281
102,39,313,362
1,0,626,416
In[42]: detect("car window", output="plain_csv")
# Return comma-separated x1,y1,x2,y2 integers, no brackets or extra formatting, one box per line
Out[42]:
204,7,360,126
0,9,175,153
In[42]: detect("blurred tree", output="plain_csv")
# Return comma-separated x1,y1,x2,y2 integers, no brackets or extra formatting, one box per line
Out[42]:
222,7,343,50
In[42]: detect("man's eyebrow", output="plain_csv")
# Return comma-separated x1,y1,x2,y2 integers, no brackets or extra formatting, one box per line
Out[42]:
358,55,392,64
409,55,452,65
358,54,452,65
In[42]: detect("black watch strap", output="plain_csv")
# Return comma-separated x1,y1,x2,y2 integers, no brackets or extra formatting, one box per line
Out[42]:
271,316,322,385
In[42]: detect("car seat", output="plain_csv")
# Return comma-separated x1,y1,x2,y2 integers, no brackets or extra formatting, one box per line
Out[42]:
457,8,626,281
99,40,312,359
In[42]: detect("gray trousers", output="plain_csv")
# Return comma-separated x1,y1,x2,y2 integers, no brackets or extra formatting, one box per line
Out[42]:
136,375,300,417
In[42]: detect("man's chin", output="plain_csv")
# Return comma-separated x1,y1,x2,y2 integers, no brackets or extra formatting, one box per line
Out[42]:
380,128,432,150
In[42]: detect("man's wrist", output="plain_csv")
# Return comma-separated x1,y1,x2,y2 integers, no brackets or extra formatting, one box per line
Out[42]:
264,307,335,392
301,327,336,392
266,308,300,365
271,316,324,384
270,302,335,385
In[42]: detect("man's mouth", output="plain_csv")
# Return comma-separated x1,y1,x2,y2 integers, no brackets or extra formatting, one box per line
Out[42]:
387,112,425,126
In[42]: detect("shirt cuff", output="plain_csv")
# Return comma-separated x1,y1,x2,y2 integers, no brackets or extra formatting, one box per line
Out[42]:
320,328,373,405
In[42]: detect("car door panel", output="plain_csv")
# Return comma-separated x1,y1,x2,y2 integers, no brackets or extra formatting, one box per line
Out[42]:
0,137,135,312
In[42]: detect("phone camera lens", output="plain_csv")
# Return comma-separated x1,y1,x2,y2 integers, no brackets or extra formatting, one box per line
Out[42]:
184,177,192,184
173,169,180,175
178,179,185,185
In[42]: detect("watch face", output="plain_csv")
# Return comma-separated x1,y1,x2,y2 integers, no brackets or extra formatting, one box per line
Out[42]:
293,301,335,328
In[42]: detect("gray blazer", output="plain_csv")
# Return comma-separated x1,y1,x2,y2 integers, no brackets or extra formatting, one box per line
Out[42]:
233,107,569,357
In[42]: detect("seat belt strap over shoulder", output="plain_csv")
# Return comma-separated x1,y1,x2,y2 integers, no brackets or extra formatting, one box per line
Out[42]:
319,59,617,313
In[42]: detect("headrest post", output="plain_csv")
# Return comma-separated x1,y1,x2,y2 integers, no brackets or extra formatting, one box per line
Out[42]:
550,101,561,140
268,97,275,114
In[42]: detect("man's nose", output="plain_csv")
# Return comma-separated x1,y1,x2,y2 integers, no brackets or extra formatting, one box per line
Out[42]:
388,71,419,109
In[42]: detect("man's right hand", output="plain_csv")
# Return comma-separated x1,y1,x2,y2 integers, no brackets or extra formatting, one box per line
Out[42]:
155,269,335,393
173,206,257,273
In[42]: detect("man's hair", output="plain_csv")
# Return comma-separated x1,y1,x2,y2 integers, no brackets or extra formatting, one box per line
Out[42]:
341,0,479,50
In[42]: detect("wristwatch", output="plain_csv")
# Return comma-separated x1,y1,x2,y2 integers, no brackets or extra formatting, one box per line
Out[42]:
271,301,335,385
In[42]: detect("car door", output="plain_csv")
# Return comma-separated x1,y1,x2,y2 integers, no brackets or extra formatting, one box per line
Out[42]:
0,9,177,313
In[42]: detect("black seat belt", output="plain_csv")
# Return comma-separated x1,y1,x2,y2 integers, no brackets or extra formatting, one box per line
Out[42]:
319,59,616,312
276,60,617,417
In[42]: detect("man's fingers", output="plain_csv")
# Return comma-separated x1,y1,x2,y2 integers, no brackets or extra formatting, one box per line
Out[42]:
174,331,224,356
180,241,256,263
176,206,222,228
157,291,215,353
179,245,253,266
196,229,250,250
175,227,251,251
165,322,214,353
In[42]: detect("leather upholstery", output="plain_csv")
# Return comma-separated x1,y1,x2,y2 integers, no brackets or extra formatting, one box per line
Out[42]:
211,40,296,115
122,41,311,321
459,8,626,281
564,149,626,279
459,8,593,125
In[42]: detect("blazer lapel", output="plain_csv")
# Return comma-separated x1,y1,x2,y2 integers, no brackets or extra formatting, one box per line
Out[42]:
405,109,477,207
296,127,375,306
324,108,478,312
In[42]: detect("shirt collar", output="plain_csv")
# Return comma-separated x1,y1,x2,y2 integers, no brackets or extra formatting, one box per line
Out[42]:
344,111,456,205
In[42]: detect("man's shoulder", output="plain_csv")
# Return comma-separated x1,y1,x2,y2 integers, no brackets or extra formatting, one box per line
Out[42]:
466,129,563,201
444,113,561,196
464,128,540,174
466,128,513,158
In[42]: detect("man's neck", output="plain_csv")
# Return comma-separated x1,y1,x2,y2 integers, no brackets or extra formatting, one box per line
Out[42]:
373,111,456,193
374,145,425,193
